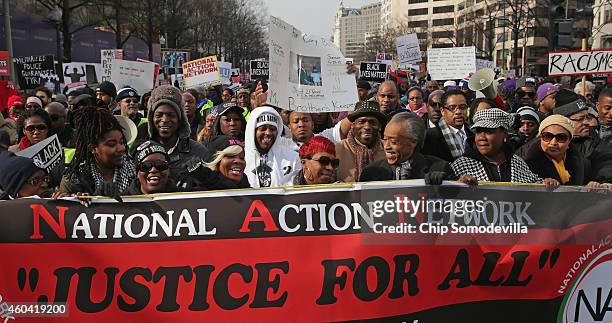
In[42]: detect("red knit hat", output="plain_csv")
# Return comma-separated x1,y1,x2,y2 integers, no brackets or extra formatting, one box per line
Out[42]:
299,136,336,159
7,95,22,108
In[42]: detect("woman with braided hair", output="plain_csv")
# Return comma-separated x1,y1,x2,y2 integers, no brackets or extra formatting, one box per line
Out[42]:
59,106,136,199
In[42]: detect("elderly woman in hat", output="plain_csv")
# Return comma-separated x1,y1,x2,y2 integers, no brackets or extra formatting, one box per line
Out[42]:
451,108,559,187
522,115,610,189
293,136,338,185
0,151,49,200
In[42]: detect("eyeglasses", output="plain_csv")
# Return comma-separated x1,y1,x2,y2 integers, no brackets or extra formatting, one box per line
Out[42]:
25,124,48,133
516,90,536,98
429,102,442,110
26,175,50,186
444,104,468,111
541,132,570,143
123,99,139,104
49,115,61,121
138,160,169,173
305,156,339,168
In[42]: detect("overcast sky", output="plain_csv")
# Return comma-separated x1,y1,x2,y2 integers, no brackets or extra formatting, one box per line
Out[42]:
261,0,378,38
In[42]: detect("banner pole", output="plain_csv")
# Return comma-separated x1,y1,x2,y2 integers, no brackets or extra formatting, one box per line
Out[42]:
581,38,587,96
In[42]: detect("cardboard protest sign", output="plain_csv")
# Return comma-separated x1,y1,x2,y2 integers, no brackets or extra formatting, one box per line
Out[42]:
427,46,476,80
182,56,222,89
548,49,612,76
359,62,388,83
13,55,58,90
267,16,358,112
0,51,10,77
63,62,101,89
250,60,269,81
0,182,611,322
476,58,494,71
110,60,156,95
100,49,123,82
231,68,240,83
170,74,184,89
136,58,160,89
218,62,232,85
161,50,189,68
396,34,421,66
15,134,62,174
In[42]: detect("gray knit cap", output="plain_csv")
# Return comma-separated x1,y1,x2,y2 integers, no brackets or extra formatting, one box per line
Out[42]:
147,85,191,139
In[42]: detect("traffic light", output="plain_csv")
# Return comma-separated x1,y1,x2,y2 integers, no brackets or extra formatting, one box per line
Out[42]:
550,0,566,18
554,20,574,48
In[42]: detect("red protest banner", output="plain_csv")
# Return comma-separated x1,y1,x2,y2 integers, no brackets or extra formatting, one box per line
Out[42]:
0,184,610,322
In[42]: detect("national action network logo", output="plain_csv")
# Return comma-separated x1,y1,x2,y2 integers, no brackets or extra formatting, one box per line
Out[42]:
558,248,612,323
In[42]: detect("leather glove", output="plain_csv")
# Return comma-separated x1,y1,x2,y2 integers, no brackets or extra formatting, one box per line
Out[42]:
94,182,123,202
424,171,447,186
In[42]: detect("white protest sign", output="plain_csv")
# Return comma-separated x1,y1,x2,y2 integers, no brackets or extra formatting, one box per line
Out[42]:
170,74,184,89
110,59,156,95
548,49,612,76
63,62,101,89
182,56,222,89
136,58,160,89
218,62,232,85
267,16,358,112
16,134,62,174
396,34,421,66
476,58,494,71
100,49,123,82
427,46,476,80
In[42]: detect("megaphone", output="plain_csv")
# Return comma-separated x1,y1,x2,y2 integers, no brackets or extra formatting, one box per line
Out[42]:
468,68,497,100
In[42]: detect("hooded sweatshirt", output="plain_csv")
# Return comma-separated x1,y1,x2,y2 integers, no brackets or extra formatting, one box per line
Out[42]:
244,107,300,188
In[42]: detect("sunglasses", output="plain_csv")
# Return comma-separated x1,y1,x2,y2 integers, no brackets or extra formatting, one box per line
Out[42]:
138,160,169,173
26,175,50,186
123,99,139,104
306,156,340,168
516,90,536,98
541,132,570,143
25,124,48,133
429,102,442,110
444,104,468,111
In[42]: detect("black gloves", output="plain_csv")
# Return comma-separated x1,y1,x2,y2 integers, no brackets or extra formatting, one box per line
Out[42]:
94,182,123,202
424,171,447,186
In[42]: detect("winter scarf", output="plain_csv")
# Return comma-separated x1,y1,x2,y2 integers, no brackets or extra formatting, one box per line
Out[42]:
346,125,383,181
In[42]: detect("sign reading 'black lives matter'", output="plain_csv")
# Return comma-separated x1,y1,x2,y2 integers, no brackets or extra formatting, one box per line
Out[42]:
250,60,269,81
359,62,388,83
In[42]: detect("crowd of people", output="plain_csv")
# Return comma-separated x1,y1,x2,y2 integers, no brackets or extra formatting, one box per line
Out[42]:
0,65,611,200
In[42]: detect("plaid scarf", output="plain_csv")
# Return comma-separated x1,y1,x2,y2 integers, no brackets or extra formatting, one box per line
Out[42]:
438,118,464,160
346,126,383,181
89,156,136,194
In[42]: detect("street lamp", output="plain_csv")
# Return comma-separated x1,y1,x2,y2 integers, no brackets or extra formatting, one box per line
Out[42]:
47,7,62,63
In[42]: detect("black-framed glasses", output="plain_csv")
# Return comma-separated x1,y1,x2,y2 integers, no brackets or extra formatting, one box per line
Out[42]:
429,102,442,110
444,104,468,111
26,175,50,186
123,99,139,104
541,132,570,143
516,90,536,98
25,124,48,133
138,160,169,173
306,156,339,168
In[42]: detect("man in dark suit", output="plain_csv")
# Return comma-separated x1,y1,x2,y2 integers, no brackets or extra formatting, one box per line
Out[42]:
423,89,444,129
360,112,455,183
421,89,473,162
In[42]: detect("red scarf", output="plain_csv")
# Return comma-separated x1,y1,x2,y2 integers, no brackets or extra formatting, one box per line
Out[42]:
18,136,33,151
